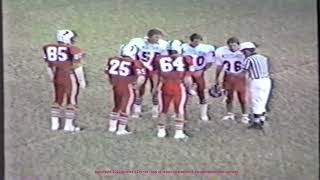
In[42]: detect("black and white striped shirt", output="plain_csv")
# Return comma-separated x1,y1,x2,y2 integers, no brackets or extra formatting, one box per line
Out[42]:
243,54,270,79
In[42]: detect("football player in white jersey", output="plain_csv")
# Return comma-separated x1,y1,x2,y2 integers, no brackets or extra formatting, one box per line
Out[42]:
181,33,215,121
214,37,250,123
121,29,168,118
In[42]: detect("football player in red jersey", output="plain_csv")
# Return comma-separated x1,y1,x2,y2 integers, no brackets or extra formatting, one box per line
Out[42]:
105,45,146,135
42,29,86,131
151,40,194,139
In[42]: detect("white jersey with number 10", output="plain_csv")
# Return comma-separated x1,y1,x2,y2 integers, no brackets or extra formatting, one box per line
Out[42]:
181,43,215,71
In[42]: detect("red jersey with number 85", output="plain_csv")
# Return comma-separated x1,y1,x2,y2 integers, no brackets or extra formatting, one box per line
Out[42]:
105,56,146,85
43,43,84,82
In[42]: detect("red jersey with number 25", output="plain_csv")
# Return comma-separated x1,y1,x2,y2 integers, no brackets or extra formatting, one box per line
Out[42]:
105,56,146,85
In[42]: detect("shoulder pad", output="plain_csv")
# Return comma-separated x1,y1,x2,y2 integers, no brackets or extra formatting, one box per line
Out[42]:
128,38,145,48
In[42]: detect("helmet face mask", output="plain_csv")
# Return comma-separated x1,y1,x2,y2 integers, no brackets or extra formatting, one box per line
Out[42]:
70,30,77,44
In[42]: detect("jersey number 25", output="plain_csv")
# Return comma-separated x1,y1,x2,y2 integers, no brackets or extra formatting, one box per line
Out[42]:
108,59,131,76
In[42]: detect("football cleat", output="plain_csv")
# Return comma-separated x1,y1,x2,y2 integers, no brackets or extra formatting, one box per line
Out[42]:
222,112,235,121
200,104,209,121
51,117,60,131
248,122,263,130
201,116,209,121
171,113,178,119
64,126,81,132
241,114,250,124
131,113,140,118
63,118,81,132
157,128,167,138
132,104,142,118
116,130,132,135
174,131,189,139
108,120,118,132
152,105,159,118
108,127,117,132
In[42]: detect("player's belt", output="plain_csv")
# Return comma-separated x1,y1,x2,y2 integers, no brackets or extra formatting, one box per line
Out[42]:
161,78,183,82
225,71,244,75
194,68,205,72
251,75,269,80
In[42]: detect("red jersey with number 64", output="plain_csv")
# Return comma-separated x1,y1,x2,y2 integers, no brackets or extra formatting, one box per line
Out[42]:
105,56,146,85
152,55,194,81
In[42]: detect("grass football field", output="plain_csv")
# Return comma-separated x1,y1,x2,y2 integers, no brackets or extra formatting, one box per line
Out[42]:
3,0,318,179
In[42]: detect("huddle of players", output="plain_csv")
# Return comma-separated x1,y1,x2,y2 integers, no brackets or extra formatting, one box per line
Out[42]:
105,29,255,139
42,28,263,139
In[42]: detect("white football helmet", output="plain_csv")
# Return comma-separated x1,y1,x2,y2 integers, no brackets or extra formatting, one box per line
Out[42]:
118,43,127,55
167,40,183,54
56,29,76,44
121,44,138,59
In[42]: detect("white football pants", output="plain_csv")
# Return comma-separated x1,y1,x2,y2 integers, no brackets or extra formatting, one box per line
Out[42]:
249,78,271,114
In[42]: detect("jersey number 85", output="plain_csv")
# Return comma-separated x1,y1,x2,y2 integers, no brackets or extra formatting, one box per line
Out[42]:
46,46,68,61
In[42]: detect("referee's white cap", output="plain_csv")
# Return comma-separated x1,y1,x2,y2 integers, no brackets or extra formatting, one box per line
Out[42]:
240,42,256,50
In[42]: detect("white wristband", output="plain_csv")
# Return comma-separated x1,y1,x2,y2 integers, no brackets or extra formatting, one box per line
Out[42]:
47,67,54,81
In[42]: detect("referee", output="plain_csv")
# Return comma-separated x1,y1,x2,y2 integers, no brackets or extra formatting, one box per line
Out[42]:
240,42,271,129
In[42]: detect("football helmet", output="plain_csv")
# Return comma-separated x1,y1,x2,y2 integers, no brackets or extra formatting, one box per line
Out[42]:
167,40,183,54
121,44,138,60
208,85,224,98
57,29,76,44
